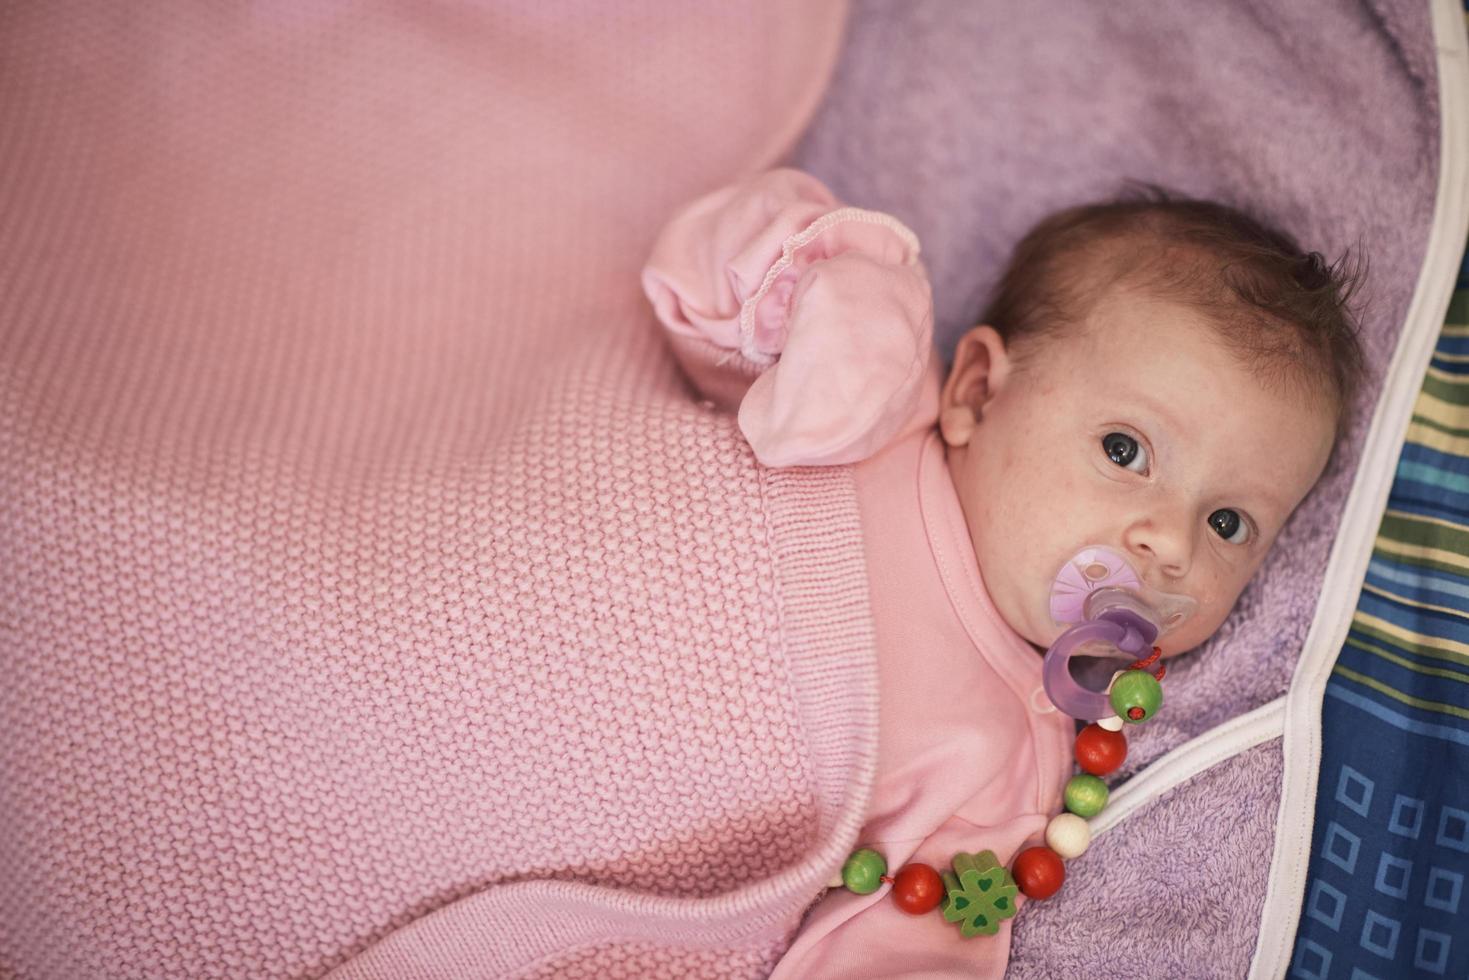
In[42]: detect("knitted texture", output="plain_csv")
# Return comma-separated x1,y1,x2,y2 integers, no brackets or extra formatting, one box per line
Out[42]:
0,3,866,978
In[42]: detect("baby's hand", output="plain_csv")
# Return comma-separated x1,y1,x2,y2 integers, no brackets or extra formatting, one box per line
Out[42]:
642,169,933,467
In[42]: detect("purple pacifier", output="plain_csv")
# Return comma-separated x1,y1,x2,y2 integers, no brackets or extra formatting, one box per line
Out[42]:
1042,547,1195,720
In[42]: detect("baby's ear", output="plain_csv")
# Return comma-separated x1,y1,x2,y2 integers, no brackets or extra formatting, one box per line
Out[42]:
939,326,1012,446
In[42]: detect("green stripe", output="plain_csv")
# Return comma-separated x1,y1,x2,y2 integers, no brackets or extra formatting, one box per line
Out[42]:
1332,664,1469,721
1351,617,1469,671
1345,633,1469,684
1447,288,1468,326
1422,370,1469,407
1411,411,1469,440
1379,510,1469,553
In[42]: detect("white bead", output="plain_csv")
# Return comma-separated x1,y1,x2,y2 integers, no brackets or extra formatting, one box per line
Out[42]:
828,871,846,889
1097,714,1125,732
1046,812,1092,859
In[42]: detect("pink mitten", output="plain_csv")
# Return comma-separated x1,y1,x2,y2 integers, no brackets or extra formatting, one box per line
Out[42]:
642,168,933,467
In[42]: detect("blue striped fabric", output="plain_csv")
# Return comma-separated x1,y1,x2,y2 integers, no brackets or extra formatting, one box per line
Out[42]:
1290,239,1469,978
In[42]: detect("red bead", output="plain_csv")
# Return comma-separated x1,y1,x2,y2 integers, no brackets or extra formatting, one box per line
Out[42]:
891,862,944,915
1012,846,1065,900
1074,723,1128,776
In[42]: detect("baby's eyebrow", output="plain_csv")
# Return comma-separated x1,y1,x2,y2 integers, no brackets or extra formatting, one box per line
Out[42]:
1221,479,1289,516
1119,387,1184,434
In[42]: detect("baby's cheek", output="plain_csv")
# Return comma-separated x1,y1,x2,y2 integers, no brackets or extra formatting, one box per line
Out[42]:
1029,469,1092,541
1177,573,1241,652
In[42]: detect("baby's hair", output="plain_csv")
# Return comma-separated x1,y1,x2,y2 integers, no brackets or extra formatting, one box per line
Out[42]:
980,187,1367,438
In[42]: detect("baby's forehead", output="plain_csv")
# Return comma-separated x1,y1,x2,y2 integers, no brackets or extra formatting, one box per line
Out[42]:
1049,277,1335,410
1067,286,1240,368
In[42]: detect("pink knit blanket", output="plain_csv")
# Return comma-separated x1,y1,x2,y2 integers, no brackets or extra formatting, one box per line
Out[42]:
0,4,872,977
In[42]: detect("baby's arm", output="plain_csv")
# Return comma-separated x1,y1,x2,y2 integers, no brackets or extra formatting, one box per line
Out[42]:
641,169,933,467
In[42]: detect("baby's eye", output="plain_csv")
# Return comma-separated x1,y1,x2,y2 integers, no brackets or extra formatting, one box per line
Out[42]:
1208,508,1252,545
1102,432,1148,473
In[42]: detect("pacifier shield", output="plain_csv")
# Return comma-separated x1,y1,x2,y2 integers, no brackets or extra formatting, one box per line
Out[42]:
1049,547,1140,627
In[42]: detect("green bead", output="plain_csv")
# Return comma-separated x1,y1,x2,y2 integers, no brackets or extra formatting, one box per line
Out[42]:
1110,669,1163,723
841,847,887,895
1064,774,1109,818
940,849,1019,937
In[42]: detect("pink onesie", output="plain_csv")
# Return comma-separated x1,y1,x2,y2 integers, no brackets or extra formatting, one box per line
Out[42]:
643,169,1074,977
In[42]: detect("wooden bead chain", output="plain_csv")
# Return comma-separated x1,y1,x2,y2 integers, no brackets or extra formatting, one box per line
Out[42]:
831,649,1165,938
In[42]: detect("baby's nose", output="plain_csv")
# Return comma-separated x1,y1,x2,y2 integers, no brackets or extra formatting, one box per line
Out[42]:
1121,511,1194,579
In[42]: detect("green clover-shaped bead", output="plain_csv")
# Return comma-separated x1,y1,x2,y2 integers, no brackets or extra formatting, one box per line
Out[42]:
940,850,1019,937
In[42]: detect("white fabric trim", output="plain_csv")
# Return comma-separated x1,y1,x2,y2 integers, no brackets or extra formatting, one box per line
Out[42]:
1090,698,1285,838
1249,4,1469,977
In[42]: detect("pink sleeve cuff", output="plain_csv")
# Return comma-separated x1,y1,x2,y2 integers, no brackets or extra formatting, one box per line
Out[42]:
642,169,933,467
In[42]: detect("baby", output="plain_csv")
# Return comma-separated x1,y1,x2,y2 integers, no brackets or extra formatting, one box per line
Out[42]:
642,168,1362,978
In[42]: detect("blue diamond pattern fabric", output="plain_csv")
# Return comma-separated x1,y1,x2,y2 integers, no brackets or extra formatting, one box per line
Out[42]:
1291,241,1469,976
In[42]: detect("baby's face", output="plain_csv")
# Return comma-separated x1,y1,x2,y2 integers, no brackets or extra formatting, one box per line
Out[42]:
940,287,1338,656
